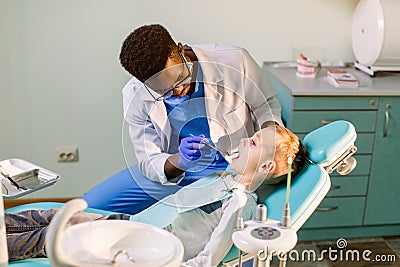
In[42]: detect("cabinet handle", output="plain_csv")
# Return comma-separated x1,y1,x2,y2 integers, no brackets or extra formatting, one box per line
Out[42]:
330,185,341,190
321,120,331,125
316,206,338,211
383,111,389,137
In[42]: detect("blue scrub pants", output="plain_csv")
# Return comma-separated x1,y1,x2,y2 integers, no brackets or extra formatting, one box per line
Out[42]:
82,165,201,215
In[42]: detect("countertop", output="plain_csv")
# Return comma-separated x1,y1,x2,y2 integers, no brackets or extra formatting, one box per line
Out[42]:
263,62,400,96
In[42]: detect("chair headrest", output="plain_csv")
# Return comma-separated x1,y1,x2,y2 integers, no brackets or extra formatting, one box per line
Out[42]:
303,120,356,165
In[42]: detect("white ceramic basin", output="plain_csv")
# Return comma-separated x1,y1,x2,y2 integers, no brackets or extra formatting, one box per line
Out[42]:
46,199,183,267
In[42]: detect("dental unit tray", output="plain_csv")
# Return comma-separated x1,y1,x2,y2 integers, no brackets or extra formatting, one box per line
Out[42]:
0,158,60,199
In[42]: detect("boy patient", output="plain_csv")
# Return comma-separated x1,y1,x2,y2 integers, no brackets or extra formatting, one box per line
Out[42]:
5,126,306,266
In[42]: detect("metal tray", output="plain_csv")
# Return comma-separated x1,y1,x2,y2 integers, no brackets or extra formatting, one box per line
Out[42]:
0,158,60,199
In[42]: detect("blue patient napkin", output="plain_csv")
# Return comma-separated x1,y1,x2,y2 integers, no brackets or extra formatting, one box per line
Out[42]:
130,173,235,228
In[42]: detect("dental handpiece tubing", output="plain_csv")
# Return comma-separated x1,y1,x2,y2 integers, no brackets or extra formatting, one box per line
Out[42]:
285,157,293,205
282,157,293,228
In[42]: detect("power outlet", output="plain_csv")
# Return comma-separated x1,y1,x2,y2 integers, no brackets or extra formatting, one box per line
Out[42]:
57,147,79,162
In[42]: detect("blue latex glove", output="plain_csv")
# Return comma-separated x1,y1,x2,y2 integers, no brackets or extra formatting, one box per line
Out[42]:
178,134,208,169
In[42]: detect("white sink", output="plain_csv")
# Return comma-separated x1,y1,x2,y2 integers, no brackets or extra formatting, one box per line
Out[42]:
46,199,183,267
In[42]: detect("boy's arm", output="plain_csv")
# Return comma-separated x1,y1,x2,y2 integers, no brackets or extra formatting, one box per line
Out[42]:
181,191,253,267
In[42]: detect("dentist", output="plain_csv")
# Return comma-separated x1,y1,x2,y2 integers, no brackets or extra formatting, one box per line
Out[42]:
82,24,282,214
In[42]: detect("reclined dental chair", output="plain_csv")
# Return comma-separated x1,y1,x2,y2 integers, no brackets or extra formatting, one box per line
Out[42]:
221,120,357,266
4,120,357,267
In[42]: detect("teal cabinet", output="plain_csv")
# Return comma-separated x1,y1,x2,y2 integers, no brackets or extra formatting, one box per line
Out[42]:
364,97,400,224
304,197,365,228
263,64,400,240
327,176,368,197
292,110,377,133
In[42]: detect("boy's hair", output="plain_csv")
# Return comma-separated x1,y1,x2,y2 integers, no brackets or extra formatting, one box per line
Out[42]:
267,126,307,184
119,24,177,82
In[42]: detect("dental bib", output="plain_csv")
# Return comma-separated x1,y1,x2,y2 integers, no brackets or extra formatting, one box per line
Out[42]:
130,173,239,228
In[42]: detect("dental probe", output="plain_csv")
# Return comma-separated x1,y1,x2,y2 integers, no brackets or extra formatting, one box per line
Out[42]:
188,134,238,157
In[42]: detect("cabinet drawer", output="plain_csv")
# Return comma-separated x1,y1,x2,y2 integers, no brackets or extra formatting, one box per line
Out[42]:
294,96,378,110
297,133,374,154
292,111,376,133
303,197,365,228
327,176,368,197
355,133,374,154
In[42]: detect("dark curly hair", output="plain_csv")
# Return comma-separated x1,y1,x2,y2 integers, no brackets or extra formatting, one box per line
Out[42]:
119,24,177,82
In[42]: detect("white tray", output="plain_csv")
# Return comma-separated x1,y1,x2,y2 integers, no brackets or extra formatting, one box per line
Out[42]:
0,158,60,199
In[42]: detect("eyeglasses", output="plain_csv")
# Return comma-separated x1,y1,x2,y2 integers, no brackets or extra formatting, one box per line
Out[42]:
144,49,193,101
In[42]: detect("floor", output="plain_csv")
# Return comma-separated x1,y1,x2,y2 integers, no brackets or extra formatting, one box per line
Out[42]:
268,236,400,266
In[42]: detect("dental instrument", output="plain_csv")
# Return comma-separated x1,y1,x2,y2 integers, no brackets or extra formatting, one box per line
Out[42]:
188,133,239,158
0,164,26,190
0,159,59,199
282,157,292,228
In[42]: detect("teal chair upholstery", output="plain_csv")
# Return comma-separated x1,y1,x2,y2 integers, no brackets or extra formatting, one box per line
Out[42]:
8,258,51,267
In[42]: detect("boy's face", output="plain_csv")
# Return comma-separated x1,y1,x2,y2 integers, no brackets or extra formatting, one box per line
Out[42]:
230,127,277,177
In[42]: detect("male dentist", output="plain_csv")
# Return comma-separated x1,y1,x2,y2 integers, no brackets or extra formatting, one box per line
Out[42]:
82,24,282,214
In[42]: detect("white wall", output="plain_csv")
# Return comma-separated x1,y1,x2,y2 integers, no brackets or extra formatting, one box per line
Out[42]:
0,0,359,198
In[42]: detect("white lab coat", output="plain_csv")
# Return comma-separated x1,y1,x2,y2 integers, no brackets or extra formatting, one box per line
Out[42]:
122,44,282,183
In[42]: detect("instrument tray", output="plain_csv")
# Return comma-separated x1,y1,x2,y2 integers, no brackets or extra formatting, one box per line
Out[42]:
0,158,60,199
